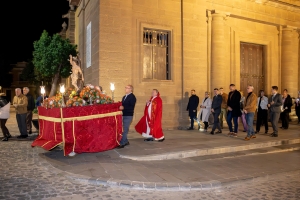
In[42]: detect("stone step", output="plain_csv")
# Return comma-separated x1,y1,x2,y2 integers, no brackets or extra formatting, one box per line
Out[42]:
186,143,300,161
119,137,300,161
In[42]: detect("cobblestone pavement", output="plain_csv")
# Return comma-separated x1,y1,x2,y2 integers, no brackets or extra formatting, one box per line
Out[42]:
0,140,300,200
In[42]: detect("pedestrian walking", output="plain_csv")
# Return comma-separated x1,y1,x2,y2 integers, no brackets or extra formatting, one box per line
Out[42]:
268,86,283,137
186,89,199,130
256,90,269,134
0,93,11,141
23,87,35,134
210,88,222,135
13,88,28,138
226,84,241,137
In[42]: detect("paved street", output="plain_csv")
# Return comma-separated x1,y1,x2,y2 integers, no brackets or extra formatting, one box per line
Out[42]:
0,114,300,199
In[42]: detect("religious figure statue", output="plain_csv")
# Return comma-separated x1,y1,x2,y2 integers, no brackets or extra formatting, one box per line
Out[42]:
69,54,84,91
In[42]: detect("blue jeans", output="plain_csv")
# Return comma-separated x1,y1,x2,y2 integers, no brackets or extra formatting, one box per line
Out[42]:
227,111,238,133
120,116,133,145
246,112,255,137
16,113,27,136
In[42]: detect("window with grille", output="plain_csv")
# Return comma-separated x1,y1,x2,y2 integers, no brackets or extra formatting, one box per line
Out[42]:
142,28,170,80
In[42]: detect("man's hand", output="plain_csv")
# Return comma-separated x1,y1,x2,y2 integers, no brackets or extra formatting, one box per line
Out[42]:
211,108,214,113
267,104,270,108
243,109,248,114
228,106,232,111
271,101,274,105
193,110,196,112
119,106,124,110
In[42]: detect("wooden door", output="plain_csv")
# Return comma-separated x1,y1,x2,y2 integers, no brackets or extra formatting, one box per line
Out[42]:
240,43,265,96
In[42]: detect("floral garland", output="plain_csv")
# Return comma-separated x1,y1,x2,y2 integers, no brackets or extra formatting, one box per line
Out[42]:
41,85,113,109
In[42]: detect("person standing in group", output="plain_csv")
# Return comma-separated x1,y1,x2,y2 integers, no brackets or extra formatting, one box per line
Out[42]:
243,85,257,141
0,93,11,141
239,90,247,133
280,89,292,130
135,89,165,142
13,88,28,138
268,86,283,137
198,92,212,132
295,91,300,124
23,87,35,135
210,88,222,135
219,87,228,129
186,89,199,130
226,84,241,137
117,85,136,148
256,90,269,134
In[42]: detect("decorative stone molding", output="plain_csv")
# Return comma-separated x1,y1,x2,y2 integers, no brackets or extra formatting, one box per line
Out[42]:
249,0,300,13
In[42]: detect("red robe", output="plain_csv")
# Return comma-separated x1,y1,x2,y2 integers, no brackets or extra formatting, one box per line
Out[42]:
135,93,164,140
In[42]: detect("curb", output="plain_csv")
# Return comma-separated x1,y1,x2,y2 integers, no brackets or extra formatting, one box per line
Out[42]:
119,138,300,161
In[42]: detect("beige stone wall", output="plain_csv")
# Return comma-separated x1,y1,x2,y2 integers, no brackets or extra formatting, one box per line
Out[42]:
75,0,300,129
78,0,100,86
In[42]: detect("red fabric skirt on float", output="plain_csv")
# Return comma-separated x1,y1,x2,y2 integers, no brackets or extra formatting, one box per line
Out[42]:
31,102,123,156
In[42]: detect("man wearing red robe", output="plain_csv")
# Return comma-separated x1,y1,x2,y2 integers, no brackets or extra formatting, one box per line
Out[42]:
135,89,165,142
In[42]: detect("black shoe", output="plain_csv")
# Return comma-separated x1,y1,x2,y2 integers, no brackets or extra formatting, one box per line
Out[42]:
7,134,12,138
117,145,125,149
279,127,283,129
210,131,215,135
282,127,288,130
187,127,194,130
28,131,32,135
17,135,28,139
255,131,259,134
265,131,268,134
125,141,130,146
215,130,222,134
271,134,278,137
144,138,154,142
158,138,165,142
2,137,8,141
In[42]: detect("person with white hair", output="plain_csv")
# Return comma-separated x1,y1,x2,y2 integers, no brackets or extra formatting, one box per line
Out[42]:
13,88,28,138
243,85,257,141
0,93,11,141
23,87,35,134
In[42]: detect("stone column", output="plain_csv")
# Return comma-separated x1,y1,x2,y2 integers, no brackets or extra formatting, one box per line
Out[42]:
281,27,299,97
211,12,228,91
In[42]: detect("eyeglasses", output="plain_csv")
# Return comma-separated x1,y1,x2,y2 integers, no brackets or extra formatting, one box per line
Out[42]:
125,87,131,89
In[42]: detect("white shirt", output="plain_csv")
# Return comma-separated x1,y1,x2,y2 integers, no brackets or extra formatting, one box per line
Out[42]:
257,96,268,110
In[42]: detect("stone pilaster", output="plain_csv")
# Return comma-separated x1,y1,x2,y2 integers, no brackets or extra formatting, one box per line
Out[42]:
281,27,299,97
211,12,228,91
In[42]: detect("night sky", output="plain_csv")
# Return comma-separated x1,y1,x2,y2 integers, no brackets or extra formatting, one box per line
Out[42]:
0,0,70,86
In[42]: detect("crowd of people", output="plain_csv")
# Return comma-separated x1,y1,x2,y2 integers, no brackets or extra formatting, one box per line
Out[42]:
186,84,300,140
1,84,299,144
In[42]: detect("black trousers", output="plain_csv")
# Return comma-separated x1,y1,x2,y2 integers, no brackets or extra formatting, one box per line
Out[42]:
189,110,197,128
0,119,10,137
296,106,300,122
256,109,268,132
212,112,221,132
280,111,289,129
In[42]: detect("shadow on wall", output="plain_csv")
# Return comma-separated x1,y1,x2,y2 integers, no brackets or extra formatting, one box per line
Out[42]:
177,91,189,129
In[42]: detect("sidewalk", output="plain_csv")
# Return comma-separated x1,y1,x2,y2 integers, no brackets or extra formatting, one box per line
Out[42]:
3,113,300,191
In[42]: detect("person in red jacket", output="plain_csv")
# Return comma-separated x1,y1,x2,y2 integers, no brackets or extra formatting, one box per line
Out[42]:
135,89,165,142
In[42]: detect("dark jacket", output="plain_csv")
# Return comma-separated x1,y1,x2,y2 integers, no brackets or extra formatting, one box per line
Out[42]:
268,93,283,113
122,93,136,116
211,95,222,114
26,93,35,111
186,95,199,117
282,94,292,113
227,90,241,117
0,97,9,108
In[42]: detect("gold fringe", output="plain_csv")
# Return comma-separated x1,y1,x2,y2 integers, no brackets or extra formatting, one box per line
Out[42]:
72,120,76,152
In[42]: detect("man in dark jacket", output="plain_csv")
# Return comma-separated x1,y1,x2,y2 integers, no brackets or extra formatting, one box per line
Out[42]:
280,89,292,129
226,84,241,136
117,85,136,148
23,87,35,134
186,89,199,130
210,88,222,135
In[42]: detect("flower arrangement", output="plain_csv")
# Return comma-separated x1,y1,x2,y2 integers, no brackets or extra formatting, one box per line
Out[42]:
42,93,64,109
41,84,113,109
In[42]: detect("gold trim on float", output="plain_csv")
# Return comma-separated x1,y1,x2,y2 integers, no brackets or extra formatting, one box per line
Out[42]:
60,108,66,156
38,111,122,122
48,142,63,151
115,115,120,145
72,120,76,152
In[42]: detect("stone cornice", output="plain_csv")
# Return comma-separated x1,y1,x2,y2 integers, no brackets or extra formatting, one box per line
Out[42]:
249,0,300,13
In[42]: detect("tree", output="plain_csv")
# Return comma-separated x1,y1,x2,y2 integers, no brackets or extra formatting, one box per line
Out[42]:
33,30,77,97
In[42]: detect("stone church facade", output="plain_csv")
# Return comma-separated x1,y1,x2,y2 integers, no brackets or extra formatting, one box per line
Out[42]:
65,0,300,129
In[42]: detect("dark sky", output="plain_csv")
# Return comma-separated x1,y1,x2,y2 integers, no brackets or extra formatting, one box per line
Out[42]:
0,0,70,66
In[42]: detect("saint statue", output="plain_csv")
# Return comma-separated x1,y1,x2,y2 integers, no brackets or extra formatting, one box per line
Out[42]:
69,54,84,91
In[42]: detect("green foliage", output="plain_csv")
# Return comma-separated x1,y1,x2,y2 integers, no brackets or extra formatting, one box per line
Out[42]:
33,30,77,79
